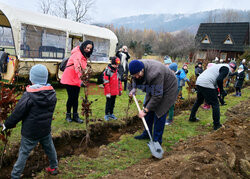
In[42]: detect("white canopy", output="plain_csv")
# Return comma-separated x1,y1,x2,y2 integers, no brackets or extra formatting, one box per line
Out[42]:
0,2,118,57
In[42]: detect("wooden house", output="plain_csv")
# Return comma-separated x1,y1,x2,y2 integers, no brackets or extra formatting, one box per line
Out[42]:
195,22,249,62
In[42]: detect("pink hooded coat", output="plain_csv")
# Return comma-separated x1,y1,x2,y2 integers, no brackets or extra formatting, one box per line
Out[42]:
60,46,87,87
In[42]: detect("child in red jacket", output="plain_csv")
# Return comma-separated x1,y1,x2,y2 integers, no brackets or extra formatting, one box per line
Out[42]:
103,57,123,121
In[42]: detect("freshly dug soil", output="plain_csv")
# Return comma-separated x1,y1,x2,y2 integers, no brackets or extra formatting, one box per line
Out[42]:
105,99,250,179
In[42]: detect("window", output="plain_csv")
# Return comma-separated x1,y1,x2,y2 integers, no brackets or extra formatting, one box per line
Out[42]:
220,53,227,60
223,35,233,44
197,51,206,59
85,35,110,62
0,26,16,55
20,24,66,58
201,35,211,44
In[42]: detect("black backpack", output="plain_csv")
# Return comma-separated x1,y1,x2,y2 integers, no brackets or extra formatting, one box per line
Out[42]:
0,52,9,73
59,58,73,72
97,68,106,84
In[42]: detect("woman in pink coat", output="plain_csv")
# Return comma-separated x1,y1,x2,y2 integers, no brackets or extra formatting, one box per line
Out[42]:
61,40,94,123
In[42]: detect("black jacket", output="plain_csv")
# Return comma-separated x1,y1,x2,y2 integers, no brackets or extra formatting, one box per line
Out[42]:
195,66,203,77
234,71,245,88
4,85,57,140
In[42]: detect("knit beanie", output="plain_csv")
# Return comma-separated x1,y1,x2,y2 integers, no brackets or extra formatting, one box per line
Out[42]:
164,56,172,64
169,63,178,72
29,64,48,85
110,57,120,65
129,60,144,75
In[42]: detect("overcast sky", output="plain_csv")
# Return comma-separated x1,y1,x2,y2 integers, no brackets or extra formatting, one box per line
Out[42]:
0,0,250,23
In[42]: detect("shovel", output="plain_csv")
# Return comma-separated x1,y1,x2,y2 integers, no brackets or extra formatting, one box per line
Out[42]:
133,95,164,159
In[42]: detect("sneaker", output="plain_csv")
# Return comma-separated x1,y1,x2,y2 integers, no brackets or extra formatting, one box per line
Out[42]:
134,133,150,140
104,115,110,121
202,104,210,110
110,114,117,120
180,97,185,100
165,119,173,125
189,117,200,122
46,167,58,175
72,113,83,124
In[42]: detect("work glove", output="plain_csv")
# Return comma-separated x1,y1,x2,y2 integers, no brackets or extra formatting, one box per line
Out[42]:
106,93,111,98
129,88,136,97
0,123,6,132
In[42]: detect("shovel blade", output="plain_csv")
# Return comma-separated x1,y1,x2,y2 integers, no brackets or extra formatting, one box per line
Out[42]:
147,141,164,159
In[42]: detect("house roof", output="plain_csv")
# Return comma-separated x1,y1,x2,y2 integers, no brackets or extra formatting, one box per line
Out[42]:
195,22,249,52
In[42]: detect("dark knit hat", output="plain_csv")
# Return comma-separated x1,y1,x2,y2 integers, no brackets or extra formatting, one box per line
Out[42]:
29,64,48,85
129,60,144,75
110,57,120,65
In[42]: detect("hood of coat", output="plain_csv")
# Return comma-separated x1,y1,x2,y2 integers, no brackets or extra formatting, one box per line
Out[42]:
26,85,57,107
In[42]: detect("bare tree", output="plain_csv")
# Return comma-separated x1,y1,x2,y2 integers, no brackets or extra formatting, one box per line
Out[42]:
38,0,95,22
71,0,95,22
56,0,70,19
39,0,53,14
222,10,240,22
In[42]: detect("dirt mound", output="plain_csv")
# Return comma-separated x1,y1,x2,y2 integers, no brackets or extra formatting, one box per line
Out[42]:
105,100,250,179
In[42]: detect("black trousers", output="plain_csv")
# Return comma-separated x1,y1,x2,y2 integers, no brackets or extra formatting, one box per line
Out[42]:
65,85,80,113
123,79,127,91
190,85,220,127
105,96,116,115
236,87,241,93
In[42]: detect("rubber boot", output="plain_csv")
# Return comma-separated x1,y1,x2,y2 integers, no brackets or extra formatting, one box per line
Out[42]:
66,113,72,122
73,113,83,123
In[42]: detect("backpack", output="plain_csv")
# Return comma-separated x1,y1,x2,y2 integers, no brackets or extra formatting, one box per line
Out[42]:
97,68,106,84
0,52,9,73
59,58,73,72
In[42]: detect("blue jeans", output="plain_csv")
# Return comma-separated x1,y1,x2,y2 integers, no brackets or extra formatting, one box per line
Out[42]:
11,134,58,179
141,111,167,144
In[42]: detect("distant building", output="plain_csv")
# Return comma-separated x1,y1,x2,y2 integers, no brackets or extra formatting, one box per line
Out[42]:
195,22,249,62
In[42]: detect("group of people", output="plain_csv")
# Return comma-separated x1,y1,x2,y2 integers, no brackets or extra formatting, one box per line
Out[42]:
0,40,95,178
0,39,247,178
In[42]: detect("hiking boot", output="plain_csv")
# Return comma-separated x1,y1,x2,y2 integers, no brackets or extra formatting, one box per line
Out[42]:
46,167,58,175
189,117,200,122
73,113,83,123
233,92,238,96
134,133,150,140
214,124,222,130
110,114,117,120
65,113,72,122
104,115,110,121
165,119,173,125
